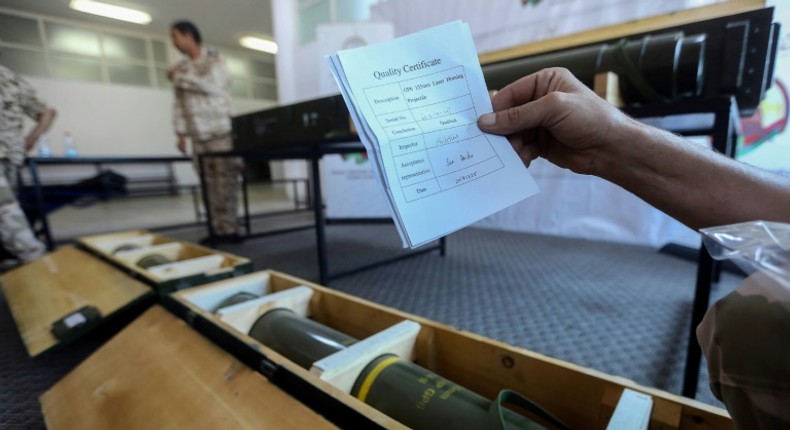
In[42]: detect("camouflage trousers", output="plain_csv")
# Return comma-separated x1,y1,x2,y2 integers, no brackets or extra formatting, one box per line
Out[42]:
697,270,790,429
192,134,241,236
0,160,46,262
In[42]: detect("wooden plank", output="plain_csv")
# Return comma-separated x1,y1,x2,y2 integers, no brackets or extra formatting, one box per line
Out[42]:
594,72,625,108
40,306,337,430
479,0,767,65
1,246,152,357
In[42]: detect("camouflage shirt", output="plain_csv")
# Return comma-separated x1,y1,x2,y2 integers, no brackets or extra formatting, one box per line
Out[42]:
0,64,47,165
172,48,233,141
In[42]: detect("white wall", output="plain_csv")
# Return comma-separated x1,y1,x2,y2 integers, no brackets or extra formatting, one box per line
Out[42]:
23,76,274,184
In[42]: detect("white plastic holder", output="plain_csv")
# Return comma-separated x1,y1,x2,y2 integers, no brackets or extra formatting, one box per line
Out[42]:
310,319,421,394
146,254,225,280
606,388,653,430
113,242,183,265
180,272,271,312
92,234,157,254
216,286,313,334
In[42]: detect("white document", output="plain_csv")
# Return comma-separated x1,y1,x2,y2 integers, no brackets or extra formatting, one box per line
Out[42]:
326,21,539,248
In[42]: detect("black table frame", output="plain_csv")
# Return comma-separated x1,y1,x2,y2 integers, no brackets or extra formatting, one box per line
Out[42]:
197,141,446,286
23,156,192,250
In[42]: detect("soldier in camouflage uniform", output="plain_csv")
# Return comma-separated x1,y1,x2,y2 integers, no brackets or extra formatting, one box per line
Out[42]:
0,57,55,263
169,21,241,242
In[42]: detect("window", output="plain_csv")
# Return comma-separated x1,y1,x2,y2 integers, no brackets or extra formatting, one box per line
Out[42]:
299,0,331,44
108,63,151,86
45,23,101,56
49,55,102,81
0,13,42,47
102,33,147,60
0,47,47,77
0,10,277,100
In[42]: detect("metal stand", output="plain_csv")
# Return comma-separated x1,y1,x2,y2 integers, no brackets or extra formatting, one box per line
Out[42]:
198,141,446,286
624,96,741,399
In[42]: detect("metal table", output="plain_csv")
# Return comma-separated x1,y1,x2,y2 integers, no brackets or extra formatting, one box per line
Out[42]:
23,155,192,250
624,96,741,399
197,140,446,286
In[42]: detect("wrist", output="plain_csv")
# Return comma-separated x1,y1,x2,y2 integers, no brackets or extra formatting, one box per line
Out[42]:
593,115,652,183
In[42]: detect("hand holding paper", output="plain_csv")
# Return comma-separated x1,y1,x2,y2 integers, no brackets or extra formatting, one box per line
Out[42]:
326,21,539,248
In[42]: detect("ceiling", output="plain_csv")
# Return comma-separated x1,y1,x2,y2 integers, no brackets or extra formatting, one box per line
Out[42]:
0,0,274,51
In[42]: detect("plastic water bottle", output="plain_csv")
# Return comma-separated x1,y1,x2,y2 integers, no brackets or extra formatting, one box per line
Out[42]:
63,132,78,158
37,134,52,157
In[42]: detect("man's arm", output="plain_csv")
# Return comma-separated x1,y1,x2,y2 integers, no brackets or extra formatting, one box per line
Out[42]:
598,115,790,230
172,88,189,154
16,75,56,153
24,107,56,152
478,68,790,230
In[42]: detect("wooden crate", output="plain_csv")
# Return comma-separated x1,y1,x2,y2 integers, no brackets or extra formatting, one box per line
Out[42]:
164,270,732,430
0,246,154,357
1,230,253,357
40,305,339,430
77,229,254,294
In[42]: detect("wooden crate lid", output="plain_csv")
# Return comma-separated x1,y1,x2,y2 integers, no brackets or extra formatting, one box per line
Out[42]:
1,246,153,357
40,305,337,430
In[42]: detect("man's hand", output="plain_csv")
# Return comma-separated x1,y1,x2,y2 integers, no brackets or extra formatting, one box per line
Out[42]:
478,67,637,176
23,108,57,154
167,65,179,82
177,135,188,154
24,134,38,153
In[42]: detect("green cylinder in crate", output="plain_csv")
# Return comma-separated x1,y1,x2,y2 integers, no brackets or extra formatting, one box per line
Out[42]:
212,292,259,313
248,308,357,368
136,253,172,269
351,354,550,430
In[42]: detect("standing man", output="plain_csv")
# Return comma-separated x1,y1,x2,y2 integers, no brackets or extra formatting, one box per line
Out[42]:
0,52,54,263
169,20,241,243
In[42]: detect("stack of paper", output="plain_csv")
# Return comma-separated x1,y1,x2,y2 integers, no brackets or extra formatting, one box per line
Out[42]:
326,21,539,248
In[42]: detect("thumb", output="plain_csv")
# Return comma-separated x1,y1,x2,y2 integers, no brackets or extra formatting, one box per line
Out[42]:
478,97,552,136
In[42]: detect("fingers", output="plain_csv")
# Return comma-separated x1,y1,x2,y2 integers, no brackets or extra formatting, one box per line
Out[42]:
490,74,538,112
479,94,561,136
489,68,578,111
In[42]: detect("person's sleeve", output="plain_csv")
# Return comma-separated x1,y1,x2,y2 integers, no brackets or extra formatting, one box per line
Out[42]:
173,57,230,96
17,75,48,120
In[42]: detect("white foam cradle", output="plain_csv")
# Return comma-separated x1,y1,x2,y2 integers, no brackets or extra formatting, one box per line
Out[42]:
606,388,653,430
113,242,184,265
90,234,157,254
216,286,314,334
310,319,421,394
146,255,226,281
179,272,271,312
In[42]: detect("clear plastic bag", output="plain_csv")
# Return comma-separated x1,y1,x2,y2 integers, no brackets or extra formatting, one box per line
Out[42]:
700,221,790,288
697,221,790,428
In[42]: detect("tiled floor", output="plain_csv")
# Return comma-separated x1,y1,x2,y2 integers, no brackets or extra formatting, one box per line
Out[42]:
47,183,303,241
